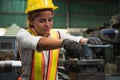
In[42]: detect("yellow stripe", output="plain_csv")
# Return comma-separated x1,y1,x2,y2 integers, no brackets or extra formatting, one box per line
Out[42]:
35,51,43,80
47,30,60,80
49,49,59,80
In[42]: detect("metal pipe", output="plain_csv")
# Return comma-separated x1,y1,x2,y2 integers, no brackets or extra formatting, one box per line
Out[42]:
0,60,21,72
88,44,112,48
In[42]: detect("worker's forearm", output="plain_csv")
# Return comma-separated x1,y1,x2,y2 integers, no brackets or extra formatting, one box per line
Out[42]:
37,37,63,51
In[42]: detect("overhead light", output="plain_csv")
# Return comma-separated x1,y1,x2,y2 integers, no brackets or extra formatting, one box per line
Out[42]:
0,28,7,36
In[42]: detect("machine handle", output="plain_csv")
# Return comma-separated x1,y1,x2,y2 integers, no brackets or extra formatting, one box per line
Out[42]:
88,44,112,48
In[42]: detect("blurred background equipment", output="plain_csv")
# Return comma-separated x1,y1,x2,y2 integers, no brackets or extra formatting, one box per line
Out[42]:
99,14,120,74
0,28,7,36
0,36,21,80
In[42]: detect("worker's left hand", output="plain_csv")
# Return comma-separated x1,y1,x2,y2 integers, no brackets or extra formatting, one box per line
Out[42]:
87,37,103,54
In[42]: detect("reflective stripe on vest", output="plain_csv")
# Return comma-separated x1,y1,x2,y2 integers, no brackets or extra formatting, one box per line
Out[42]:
27,28,60,80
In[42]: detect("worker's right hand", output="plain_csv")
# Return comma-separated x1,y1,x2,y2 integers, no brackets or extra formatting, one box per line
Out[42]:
62,39,83,59
87,37,103,54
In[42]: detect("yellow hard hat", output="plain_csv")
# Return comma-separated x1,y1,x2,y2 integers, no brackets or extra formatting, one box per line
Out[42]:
25,0,58,14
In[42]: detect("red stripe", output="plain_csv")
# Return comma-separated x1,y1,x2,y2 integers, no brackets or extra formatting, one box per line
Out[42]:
31,53,34,80
47,51,52,80
42,53,45,80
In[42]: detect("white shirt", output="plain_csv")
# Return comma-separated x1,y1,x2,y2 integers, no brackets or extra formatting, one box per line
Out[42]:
16,28,83,80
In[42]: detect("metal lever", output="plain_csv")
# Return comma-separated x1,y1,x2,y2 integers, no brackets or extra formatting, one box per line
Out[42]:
88,44,112,48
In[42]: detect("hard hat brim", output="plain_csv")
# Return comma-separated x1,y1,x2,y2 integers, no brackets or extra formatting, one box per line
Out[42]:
25,6,58,14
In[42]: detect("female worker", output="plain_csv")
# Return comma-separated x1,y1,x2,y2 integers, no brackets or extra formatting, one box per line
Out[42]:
16,0,102,80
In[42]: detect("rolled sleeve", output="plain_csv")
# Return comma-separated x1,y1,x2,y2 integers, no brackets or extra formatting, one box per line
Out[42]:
16,29,42,50
31,36,41,50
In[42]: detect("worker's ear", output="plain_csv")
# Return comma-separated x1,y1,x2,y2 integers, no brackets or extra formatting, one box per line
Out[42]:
28,17,34,23
27,17,34,27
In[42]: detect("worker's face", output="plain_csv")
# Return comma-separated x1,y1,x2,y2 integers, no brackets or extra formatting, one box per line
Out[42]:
31,10,53,37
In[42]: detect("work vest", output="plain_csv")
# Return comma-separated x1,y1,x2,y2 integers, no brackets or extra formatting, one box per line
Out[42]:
27,28,60,80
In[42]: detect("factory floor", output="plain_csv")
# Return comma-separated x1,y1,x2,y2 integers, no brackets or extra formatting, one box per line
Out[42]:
0,73,120,80
106,76,120,80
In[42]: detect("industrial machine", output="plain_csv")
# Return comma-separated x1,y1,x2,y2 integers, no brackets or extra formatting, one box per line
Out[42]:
62,44,108,80
58,14,120,80
0,36,21,80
